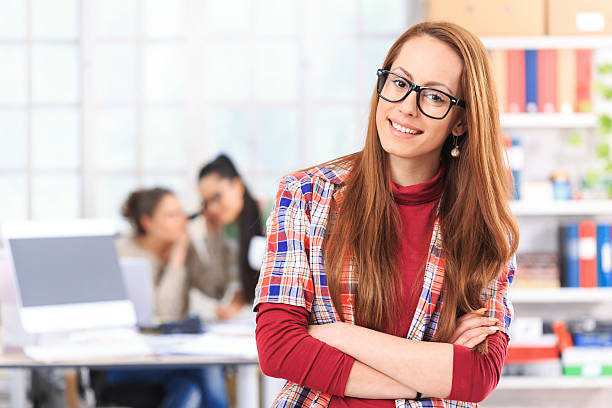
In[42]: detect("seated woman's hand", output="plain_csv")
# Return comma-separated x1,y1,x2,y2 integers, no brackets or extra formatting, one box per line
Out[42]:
450,308,500,349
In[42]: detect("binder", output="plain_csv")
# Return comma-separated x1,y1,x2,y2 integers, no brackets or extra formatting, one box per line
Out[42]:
525,49,538,113
576,49,593,113
490,49,508,113
507,50,526,113
596,224,612,287
579,221,597,288
564,224,580,288
557,49,576,113
538,49,557,113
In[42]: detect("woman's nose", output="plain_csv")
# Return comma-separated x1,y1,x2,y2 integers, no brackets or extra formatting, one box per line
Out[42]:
397,90,419,116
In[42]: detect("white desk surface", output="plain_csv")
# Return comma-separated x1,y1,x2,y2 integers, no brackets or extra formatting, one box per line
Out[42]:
0,350,259,369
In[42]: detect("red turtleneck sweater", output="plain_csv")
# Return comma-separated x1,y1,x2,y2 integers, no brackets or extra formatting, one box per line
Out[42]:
255,167,508,405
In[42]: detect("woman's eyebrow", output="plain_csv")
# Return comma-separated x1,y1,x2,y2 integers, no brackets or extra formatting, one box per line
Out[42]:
393,66,454,94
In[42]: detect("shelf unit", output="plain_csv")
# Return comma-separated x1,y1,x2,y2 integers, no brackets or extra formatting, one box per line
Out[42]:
509,200,612,216
509,287,612,303
480,35,612,408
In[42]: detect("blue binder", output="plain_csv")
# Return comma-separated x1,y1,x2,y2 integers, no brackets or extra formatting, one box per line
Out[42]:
565,224,580,287
525,50,538,113
596,224,612,287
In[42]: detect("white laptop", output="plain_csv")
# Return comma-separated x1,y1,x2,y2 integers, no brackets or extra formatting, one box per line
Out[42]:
1,219,137,335
119,257,155,328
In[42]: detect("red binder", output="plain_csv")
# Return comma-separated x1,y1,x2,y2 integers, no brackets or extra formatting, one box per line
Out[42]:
576,49,593,113
506,50,526,113
579,220,597,287
538,49,557,113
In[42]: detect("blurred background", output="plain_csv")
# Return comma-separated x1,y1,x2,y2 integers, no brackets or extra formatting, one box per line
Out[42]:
3,0,612,407
0,0,422,225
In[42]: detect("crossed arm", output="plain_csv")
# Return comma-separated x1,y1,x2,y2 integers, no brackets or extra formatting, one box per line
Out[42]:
308,310,500,399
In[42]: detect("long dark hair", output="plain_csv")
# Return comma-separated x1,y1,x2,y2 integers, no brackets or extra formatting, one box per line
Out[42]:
122,187,174,236
198,154,263,304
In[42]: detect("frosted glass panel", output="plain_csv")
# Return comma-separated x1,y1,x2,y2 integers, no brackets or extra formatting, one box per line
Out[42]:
94,108,137,170
254,0,296,35
94,44,138,103
32,174,80,219
32,108,79,170
204,43,249,101
95,175,138,219
0,175,27,221
32,45,79,104
0,0,27,38
254,42,299,101
0,46,27,104
308,0,356,35
361,0,407,34
313,107,360,163
95,0,138,38
206,108,250,167
32,0,79,39
142,174,187,202
144,0,184,38
254,108,299,172
313,40,358,100
144,45,185,103
204,0,249,35
0,110,27,169
142,109,186,170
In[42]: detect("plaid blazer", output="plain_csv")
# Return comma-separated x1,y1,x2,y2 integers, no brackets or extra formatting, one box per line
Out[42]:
254,164,516,408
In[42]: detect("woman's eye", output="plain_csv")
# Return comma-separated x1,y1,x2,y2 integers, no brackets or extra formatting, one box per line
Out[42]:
424,91,445,102
392,79,407,88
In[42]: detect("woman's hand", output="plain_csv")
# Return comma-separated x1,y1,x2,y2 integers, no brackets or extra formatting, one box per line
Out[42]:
450,308,500,349
167,230,189,269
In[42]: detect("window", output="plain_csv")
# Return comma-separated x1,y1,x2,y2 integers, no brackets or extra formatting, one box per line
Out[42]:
0,0,416,223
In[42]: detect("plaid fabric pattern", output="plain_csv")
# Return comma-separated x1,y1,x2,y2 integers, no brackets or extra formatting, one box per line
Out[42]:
254,165,516,408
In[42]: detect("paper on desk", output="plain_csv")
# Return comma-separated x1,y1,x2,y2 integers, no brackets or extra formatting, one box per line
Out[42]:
159,333,258,359
24,340,153,362
206,321,255,336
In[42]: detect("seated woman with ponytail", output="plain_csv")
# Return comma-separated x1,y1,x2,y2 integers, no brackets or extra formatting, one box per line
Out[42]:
196,154,266,319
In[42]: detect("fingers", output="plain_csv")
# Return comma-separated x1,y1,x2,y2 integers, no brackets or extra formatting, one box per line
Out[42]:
451,315,500,343
454,325,500,348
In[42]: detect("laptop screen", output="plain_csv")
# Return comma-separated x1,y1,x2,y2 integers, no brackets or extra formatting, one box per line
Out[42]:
8,235,128,307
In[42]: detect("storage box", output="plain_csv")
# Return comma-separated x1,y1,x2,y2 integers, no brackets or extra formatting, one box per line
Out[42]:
548,0,612,35
428,0,546,36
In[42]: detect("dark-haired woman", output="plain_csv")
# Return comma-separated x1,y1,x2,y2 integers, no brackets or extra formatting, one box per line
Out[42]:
254,21,518,408
196,154,265,320
119,187,230,321
102,187,229,408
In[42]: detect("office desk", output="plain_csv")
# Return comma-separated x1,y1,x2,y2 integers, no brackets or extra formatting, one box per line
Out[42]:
0,347,263,408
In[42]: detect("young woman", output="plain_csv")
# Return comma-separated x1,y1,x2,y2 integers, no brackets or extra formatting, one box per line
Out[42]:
254,21,518,408
105,187,229,408
196,154,265,319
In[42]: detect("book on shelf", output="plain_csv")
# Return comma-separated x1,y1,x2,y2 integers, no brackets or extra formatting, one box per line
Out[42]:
558,222,612,288
490,47,594,114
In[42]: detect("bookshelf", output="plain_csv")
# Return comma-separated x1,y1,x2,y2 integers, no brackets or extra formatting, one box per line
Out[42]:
483,35,612,408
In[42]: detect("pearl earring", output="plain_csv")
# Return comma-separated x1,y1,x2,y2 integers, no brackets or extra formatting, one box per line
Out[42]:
450,135,460,158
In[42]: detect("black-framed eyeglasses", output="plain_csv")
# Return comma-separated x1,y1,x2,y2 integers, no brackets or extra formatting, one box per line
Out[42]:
376,69,465,120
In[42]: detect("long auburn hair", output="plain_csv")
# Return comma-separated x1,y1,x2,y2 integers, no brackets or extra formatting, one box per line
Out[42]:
324,21,519,352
